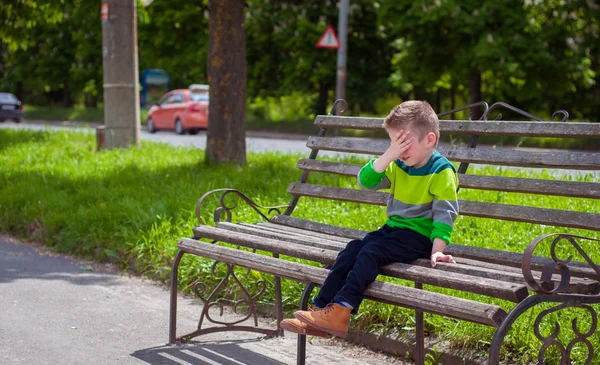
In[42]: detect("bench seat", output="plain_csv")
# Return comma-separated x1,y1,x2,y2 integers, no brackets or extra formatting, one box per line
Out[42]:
178,236,507,327
170,101,600,365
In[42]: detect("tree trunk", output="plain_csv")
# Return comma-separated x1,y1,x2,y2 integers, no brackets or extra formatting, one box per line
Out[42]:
450,80,456,120
414,86,426,101
594,59,600,123
206,0,246,165
469,71,482,120
15,81,24,101
315,81,328,116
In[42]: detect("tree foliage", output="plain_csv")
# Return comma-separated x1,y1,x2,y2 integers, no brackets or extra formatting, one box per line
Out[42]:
245,0,392,114
138,0,209,89
379,0,598,118
0,0,598,120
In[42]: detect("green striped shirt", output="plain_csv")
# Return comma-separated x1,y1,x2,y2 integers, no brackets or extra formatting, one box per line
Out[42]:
358,150,459,244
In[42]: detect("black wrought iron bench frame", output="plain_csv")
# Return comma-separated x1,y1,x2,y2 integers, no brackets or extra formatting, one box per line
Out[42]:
169,100,600,365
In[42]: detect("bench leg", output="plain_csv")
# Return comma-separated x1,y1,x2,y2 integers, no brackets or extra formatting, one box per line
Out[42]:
489,293,600,365
297,282,317,365
169,246,281,342
415,282,424,365
169,249,185,344
273,253,284,333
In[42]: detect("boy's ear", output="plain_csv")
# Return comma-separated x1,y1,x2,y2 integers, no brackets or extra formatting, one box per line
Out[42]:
427,132,437,147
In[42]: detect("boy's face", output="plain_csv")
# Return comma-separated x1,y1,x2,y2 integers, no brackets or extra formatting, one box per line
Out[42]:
386,125,436,168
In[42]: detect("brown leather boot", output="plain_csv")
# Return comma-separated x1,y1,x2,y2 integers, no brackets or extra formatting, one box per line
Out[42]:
280,318,328,337
294,303,352,338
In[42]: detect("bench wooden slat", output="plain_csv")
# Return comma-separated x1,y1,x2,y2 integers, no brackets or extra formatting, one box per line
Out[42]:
297,159,600,199
216,222,597,295
252,222,351,243
192,226,529,302
459,200,600,231
306,137,600,170
314,115,600,138
179,237,508,326
297,159,362,176
241,222,350,243
458,174,600,199
215,222,345,251
288,182,388,205
445,244,600,280
268,216,600,293
269,215,367,240
411,259,599,294
440,120,600,138
287,183,600,231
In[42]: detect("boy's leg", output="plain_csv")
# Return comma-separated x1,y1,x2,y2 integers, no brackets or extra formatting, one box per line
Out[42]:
312,227,388,308
333,228,432,310
295,228,432,337
281,230,383,338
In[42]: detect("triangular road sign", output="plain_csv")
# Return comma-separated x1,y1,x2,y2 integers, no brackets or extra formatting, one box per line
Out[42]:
316,25,340,49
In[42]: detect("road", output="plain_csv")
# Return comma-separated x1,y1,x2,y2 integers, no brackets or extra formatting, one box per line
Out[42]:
0,120,324,156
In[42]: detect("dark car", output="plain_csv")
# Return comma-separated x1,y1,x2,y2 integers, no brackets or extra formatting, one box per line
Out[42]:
0,93,23,123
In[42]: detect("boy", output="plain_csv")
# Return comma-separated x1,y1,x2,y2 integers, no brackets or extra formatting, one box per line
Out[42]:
280,100,459,338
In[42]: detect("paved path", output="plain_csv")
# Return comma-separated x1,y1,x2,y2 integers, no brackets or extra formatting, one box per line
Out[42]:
0,236,407,365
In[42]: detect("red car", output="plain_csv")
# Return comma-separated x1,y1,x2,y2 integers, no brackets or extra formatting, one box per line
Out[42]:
147,85,208,134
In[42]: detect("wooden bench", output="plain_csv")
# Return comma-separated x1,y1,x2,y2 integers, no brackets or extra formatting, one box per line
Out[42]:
169,100,600,365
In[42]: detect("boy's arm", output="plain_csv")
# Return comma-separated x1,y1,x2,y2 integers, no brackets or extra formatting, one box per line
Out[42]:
358,129,414,190
429,168,459,267
357,158,391,190
430,238,454,267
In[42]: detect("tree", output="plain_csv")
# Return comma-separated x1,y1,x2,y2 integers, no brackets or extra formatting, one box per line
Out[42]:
0,1,65,52
245,0,393,115
137,0,209,89
379,1,596,119
0,0,147,107
206,0,246,165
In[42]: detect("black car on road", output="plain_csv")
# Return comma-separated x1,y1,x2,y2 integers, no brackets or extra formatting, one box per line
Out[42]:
0,93,23,123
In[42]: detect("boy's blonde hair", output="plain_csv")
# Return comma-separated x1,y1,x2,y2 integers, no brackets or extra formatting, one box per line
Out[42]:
383,100,439,141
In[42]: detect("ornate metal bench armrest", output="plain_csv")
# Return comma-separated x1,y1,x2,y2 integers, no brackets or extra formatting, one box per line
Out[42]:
195,188,290,226
522,233,600,294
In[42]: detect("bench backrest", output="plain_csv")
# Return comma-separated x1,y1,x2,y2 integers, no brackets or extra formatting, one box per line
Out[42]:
285,105,600,238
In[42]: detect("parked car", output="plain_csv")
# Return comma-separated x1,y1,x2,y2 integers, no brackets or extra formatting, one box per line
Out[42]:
146,85,209,135
0,93,23,123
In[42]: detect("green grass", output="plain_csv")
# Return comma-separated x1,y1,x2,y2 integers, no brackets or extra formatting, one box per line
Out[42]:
23,105,149,125
1,128,599,364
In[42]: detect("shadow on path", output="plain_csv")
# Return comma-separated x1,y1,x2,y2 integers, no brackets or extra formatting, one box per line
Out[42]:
0,238,121,286
132,340,287,365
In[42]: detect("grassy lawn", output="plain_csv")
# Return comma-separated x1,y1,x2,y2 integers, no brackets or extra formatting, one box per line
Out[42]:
1,128,598,363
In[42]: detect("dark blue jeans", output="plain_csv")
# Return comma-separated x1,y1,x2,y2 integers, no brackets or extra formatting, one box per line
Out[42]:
313,225,432,312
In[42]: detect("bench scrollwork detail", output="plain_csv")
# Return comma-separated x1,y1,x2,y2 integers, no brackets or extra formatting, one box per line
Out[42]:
522,233,600,294
195,188,289,226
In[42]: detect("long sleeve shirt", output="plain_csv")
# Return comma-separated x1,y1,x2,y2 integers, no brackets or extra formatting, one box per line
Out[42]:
357,150,459,244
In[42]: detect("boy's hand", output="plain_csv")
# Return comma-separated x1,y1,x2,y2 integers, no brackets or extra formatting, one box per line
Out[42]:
387,129,413,160
430,252,455,267
373,129,414,172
